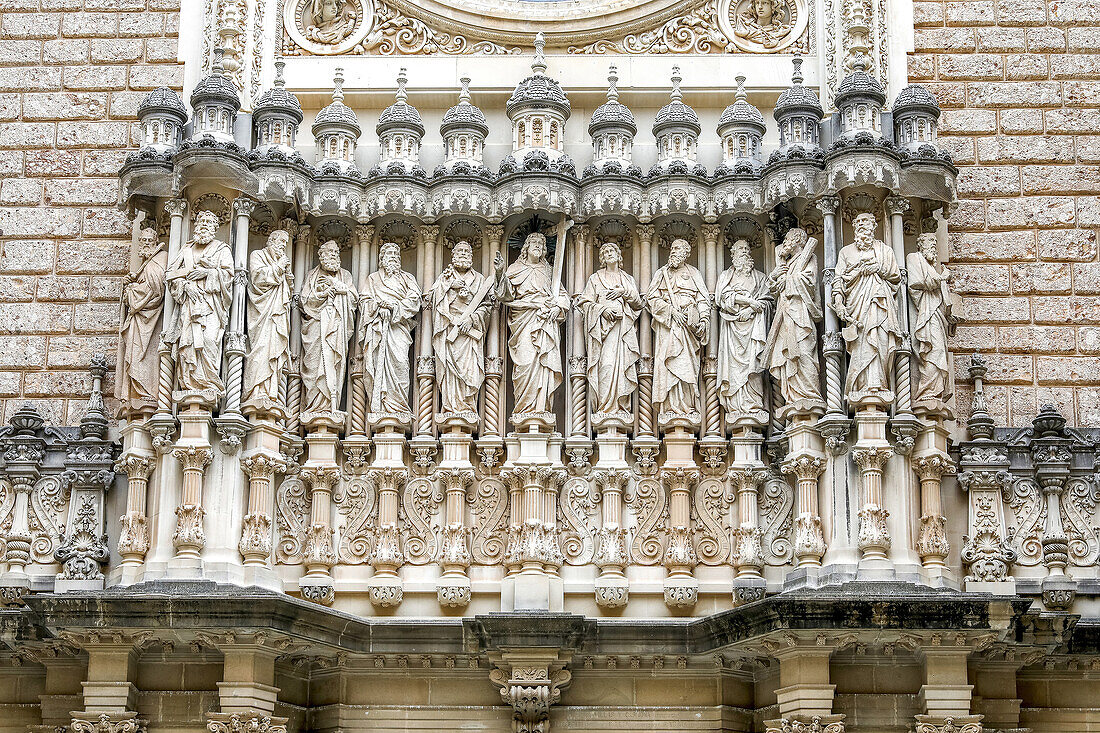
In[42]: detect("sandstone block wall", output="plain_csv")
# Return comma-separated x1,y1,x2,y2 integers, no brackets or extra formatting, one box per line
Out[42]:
911,0,1100,427
0,0,181,424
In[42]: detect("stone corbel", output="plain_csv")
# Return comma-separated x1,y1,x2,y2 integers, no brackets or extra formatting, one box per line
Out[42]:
488,652,573,733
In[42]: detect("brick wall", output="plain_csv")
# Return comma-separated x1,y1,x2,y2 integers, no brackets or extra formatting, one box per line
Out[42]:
911,0,1100,427
0,0,181,424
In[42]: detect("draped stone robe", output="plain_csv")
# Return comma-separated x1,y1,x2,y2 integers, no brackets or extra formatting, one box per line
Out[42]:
242,245,292,415
166,239,233,401
116,247,167,414
907,251,953,407
300,265,357,416
715,265,769,425
761,242,824,412
430,265,492,418
577,268,643,417
646,263,710,418
833,240,902,403
496,258,570,416
358,268,421,419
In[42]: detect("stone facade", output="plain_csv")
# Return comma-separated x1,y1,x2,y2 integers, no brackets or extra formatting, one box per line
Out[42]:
910,0,1100,427
0,0,1099,732
0,0,182,425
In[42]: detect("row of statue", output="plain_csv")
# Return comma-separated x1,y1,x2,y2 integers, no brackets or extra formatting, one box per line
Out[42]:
117,209,955,432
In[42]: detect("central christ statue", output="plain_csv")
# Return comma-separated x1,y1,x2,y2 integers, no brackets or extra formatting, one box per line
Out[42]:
494,232,570,424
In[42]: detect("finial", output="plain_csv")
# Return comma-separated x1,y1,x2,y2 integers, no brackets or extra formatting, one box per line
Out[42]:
532,32,547,75
274,57,286,88
853,53,869,72
670,66,682,102
735,74,747,102
966,353,994,440
212,47,225,74
396,67,408,103
332,67,344,103
791,57,803,85
459,76,471,104
607,64,619,102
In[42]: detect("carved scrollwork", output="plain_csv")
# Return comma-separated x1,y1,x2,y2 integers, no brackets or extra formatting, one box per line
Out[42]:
558,476,599,565
759,473,794,565
275,475,309,564
30,476,69,562
627,475,666,565
469,475,508,565
335,476,376,564
401,475,442,564
692,476,731,565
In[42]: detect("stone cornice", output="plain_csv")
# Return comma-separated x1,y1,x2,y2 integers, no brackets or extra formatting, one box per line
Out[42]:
11,583,1035,658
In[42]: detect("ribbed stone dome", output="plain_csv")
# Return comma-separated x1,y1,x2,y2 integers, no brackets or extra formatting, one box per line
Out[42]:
253,60,302,124
652,68,700,135
377,69,424,136
893,83,940,115
441,78,488,137
138,86,187,120
718,75,765,134
506,32,570,118
835,56,887,106
312,69,361,135
190,51,240,112
774,58,823,118
589,65,636,135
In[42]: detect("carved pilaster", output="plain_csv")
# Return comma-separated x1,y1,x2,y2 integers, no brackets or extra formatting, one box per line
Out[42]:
366,466,408,607
435,467,474,607
171,445,213,557
782,454,827,566
661,466,700,608
115,454,153,565
239,453,286,565
853,445,893,560
913,453,955,567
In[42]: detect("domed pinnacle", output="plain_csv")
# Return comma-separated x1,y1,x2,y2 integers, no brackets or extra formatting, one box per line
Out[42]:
791,56,804,86
670,66,683,102
735,74,747,102
332,67,345,103
607,64,619,102
274,57,286,88
396,67,408,103
459,76,471,104
532,31,547,75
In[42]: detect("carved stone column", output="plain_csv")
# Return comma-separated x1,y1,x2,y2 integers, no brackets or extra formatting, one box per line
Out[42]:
367,465,408,608
592,468,630,608
299,463,338,606
284,223,312,444
885,195,920,453
170,442,213,563
0,404,45,600
214,196,255,453
729,427,766,603
814,195,850,454
1031,405,1077,611
782,451,827,568
852,409,893,577
147,197,188,452
410,224,440,470
476,224,506,472
345,224,374,467
913,452,954,573
435,461,474,608
631,223,659,467
564,225,592,473
115,452,153,573
661,465,700,608
699,223,727,464
239,452,285,569
501,463,566,612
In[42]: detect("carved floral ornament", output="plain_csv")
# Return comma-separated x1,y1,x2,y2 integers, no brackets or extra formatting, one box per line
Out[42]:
282,0,810,55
